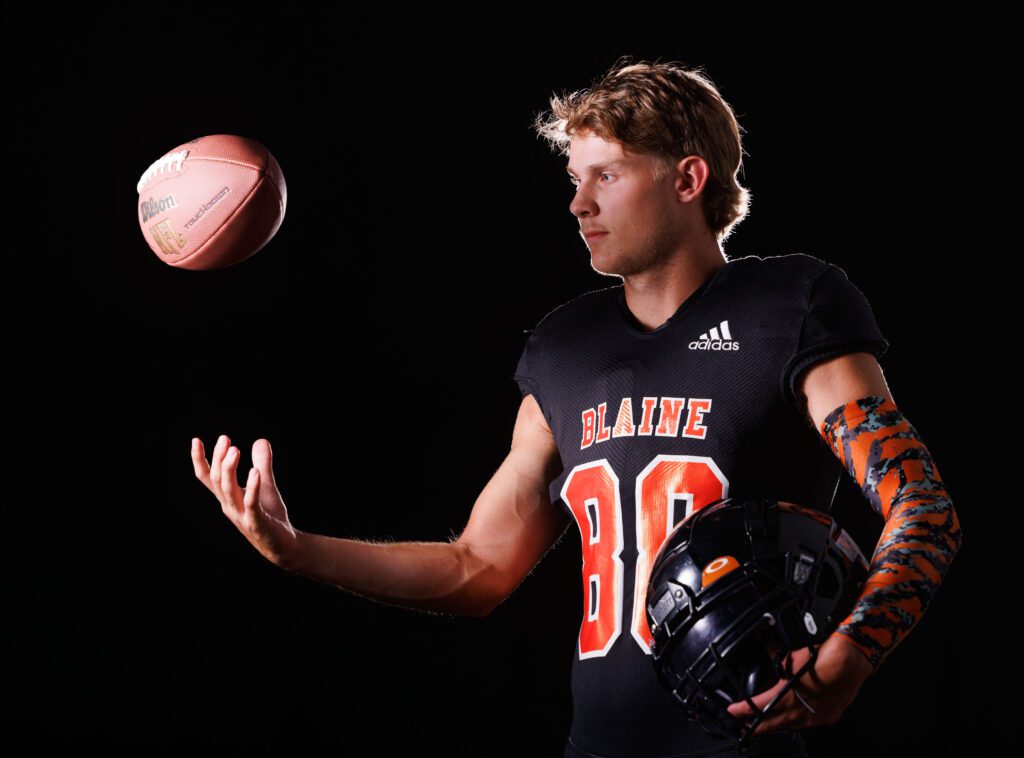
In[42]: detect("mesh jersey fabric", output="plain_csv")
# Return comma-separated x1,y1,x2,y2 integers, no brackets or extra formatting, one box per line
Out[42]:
511,253,888,758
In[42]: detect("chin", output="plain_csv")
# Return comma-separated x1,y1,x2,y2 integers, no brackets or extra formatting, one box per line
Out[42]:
591,253,641,278
588,251,615,276
588,242,633,273
590,261,629,278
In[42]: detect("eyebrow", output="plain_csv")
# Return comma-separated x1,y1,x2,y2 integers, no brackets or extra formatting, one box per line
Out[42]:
565,160,625,176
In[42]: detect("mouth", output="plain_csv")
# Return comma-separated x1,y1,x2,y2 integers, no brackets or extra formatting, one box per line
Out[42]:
584,231,609,241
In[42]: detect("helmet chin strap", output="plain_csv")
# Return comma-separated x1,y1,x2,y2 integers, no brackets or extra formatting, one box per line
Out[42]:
793,688,816,714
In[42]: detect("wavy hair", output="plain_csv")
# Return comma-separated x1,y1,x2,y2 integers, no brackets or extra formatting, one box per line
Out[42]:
532,56,751,243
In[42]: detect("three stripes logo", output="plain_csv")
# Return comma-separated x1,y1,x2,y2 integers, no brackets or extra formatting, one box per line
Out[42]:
689,319,739,351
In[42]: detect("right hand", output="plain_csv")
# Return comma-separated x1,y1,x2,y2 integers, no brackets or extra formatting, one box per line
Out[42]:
192,435,300,569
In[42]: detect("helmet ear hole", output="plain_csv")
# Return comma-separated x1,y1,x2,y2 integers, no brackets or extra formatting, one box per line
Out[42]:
816,563,841,601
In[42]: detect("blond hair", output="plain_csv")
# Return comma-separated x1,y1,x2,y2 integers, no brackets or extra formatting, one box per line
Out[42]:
532,56,751,243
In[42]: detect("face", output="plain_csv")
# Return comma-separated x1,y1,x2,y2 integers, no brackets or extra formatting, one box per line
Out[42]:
566,129,693,278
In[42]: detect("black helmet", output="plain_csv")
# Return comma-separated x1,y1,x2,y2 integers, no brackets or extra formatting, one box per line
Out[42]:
645,496,869,751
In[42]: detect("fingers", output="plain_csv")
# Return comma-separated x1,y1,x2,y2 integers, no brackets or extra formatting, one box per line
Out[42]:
193,435,235,502
251,438,275,487
751,689,815,735
194,435,264,520
210,435,230,497
244,468,260,514
220,445,246,516
191,438,213,489
192,436,224,493
752,711,796,736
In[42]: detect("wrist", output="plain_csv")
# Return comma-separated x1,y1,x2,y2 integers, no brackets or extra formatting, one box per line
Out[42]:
279,528,308,572
829,630,877,682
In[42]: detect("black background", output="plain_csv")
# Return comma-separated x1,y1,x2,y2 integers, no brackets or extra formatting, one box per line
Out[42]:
7,5,1004,754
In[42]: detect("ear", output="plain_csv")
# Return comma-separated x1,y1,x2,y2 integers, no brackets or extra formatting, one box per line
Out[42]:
673,155,709,203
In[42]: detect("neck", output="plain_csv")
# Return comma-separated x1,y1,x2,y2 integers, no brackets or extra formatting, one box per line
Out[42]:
621,246,727,332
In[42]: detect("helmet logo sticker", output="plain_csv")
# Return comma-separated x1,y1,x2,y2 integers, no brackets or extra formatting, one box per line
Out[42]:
702,555,739,587
803,611,818,635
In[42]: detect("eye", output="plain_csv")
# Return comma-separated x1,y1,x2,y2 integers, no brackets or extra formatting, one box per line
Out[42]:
569,173,613,188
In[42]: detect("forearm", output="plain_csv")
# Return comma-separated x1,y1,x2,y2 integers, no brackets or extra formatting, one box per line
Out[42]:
820,394,963,675
282,531,493,618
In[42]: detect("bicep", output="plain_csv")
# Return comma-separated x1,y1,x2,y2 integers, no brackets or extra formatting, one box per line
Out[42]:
455,394,569,611
796,351,894,431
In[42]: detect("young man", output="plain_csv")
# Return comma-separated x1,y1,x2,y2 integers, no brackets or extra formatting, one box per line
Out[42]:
192,58,962,758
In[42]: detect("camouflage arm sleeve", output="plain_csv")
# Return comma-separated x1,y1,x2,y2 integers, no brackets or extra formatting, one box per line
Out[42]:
819,394,963,675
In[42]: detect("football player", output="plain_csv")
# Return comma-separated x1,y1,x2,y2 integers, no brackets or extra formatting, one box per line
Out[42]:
192,57,961,758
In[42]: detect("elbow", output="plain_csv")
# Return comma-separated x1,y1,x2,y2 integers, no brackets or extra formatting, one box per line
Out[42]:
467,591,504,618
949,502,964,557
453,541,509,619
470,602,494,619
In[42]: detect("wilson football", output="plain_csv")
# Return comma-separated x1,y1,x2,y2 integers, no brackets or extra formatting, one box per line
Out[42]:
136,134,287,270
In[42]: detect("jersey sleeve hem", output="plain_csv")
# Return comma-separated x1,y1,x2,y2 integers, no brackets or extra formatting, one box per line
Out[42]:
781,337,890,412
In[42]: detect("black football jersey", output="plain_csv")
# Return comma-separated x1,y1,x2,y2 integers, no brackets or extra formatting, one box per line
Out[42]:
512,253,889,758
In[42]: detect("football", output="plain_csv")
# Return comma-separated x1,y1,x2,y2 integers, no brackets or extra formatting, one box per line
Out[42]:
136,134,287,270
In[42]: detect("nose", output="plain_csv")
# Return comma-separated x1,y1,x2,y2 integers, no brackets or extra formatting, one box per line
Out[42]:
569,189,597,219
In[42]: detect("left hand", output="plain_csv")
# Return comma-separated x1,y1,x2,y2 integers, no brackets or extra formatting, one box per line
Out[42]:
726,634,874,736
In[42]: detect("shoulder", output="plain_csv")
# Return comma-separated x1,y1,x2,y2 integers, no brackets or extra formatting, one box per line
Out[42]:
706,253,836,311
728,252,834,283
522,285,619,340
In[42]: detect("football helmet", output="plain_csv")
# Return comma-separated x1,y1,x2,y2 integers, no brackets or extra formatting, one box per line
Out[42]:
645,497,869,752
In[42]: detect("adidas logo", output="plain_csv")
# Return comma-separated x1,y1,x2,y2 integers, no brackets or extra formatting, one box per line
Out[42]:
689,319,740,351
